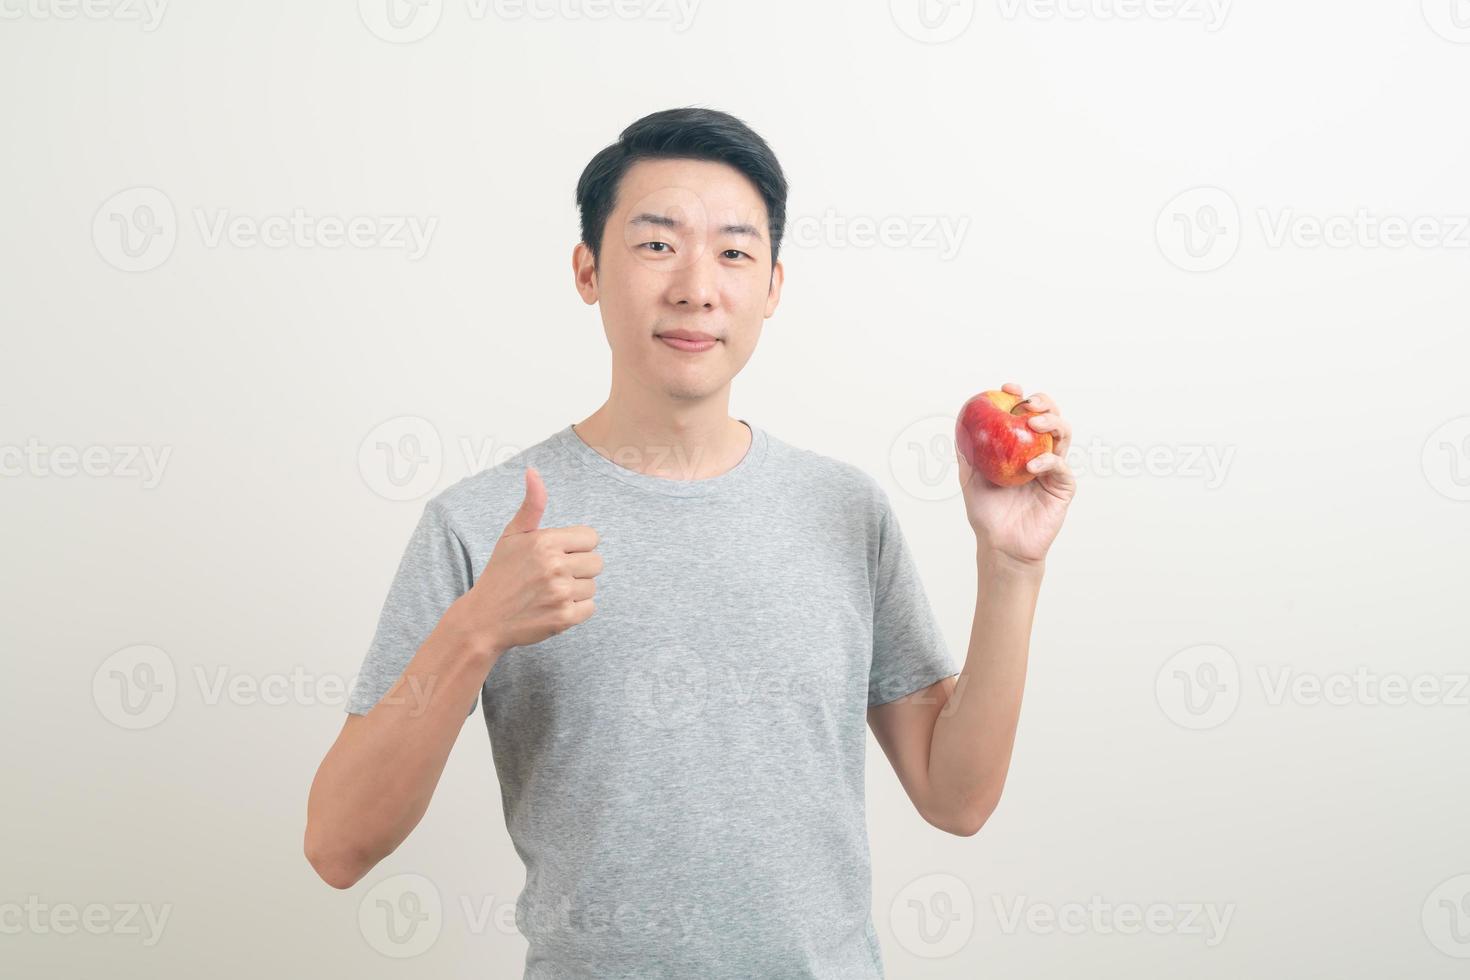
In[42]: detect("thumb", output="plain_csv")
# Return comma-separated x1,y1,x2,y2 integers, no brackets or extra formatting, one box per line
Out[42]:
500,466,547,537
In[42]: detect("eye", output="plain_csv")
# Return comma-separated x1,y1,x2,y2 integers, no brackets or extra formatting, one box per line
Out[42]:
722,249,750,260
641,241,672,253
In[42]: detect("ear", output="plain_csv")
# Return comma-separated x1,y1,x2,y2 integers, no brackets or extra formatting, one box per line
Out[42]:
572,241,598,305
763,258,785,318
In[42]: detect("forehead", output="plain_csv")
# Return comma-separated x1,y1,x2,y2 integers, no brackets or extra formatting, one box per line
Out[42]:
613,157,768,230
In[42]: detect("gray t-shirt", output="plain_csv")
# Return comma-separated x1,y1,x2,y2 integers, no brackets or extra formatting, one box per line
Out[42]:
346,419,957,978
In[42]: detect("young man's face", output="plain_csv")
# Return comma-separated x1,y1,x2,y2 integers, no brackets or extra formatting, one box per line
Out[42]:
574,157,784,403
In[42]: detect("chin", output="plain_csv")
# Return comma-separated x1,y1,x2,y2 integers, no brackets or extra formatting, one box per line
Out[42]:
664,380,724,401
651,370,726,400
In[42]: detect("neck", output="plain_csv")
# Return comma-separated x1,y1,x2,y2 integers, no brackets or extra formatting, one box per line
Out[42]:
572,380,751,482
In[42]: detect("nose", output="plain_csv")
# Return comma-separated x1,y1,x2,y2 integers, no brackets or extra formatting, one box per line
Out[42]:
665,245,719,310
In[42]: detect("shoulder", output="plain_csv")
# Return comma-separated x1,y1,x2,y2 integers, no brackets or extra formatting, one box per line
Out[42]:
762,429,891,524
420,427,572,532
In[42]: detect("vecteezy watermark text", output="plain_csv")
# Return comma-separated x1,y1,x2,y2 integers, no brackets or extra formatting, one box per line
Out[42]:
0,896,172,946
93,187,437,272
0,439,171,488
0,0,167,29
995,0,1230,31
1157,187,1470,272
1156,644,1470,731
357,0,701,43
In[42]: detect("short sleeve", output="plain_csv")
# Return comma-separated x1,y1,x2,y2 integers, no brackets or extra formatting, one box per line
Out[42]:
867,490,957,707
345,498,479,719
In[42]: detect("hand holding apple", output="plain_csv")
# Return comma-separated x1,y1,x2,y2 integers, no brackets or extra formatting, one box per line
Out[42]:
955,389,1054,487
954,383,1076,565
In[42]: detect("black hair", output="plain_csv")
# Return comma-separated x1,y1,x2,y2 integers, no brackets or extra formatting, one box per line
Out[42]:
575,106,788,272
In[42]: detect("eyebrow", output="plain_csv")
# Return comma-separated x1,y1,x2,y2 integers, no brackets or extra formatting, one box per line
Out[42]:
629,212,765,242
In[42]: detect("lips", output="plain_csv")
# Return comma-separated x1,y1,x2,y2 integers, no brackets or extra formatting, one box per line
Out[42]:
656,330,720,353
656,330,719,343
658,335,718,352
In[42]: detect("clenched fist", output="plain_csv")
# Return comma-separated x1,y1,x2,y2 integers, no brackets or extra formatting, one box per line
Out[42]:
445,466,602,659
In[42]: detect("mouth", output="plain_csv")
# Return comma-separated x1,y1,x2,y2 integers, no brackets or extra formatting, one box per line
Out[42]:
655,333,720,353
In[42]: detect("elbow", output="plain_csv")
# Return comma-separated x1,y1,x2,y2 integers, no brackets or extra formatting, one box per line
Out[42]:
951,810,991,838
927,790,1002,838
930,810,987,838
304,828,372,890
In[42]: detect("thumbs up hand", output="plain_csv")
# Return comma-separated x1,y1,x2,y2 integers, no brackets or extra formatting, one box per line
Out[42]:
445,467,602,660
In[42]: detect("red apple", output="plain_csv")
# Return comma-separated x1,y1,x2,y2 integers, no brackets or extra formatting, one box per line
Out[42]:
955,390,1054,487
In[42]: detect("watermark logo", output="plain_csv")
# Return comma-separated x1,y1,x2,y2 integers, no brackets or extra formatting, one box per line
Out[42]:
1422,416,1470,502
359,415,444,502
890,415,960,503
1159,187,1470,272
355,416,801,503
93,644,177,730
359,873,443,957
1423,0,1470,43
358,0,444,42
625,646,710,730
91,644,436,728
93,188,437,271
93,187,177,273
620,184,717,275
1158,647,1470,729
1156,187,1240,273
890,0,975,43
1424,874,1470,958
890,873,976,958
1155,643,1240,730
888,415,1236,502
353,417,568,503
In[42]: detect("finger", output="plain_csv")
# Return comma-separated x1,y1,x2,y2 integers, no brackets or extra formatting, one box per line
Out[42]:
1026,452,1058,474
1052,427,1071,460
1026,412,1071,444
566,576,597,601
563,550,604,578
1051,419,1071,460
567,596,596,624
540,524,600,553
501,467,547,536
1001,382,1023,396
1034,453,1076,495
1022,395,1070,457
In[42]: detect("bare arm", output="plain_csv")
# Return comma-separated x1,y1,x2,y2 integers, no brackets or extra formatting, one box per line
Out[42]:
869,383,1074,837
868,548,1042,837
304,609,499,889
303,465,601,889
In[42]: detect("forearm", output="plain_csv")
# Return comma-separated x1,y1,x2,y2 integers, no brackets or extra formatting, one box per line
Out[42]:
926,546,1044,831
305,605,500,888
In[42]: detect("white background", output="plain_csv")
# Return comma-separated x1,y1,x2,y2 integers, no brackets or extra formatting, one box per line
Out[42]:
3,1,1469,976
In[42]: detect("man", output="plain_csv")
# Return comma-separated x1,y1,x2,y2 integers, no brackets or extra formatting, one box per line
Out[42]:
305,106,1076,978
